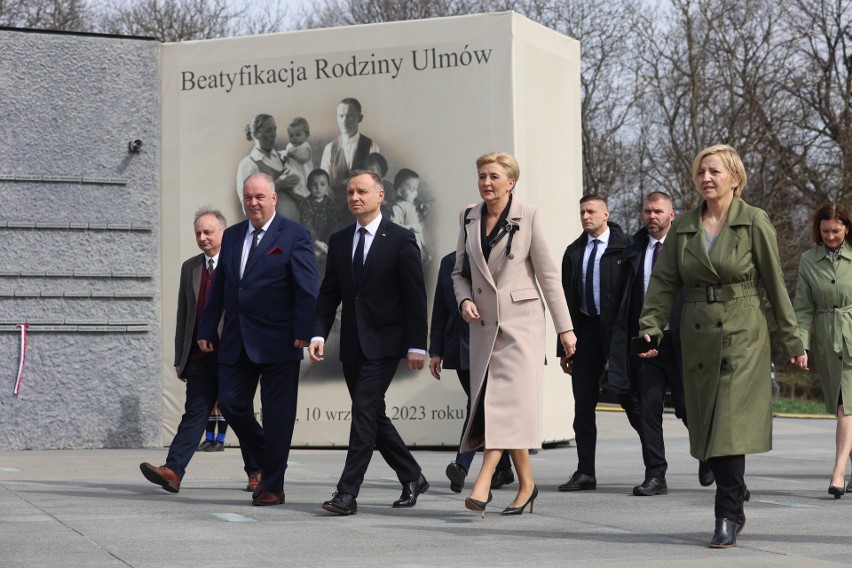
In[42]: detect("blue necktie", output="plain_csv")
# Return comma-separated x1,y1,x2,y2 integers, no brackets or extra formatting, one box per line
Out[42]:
353,227,367,287
584,239,599,316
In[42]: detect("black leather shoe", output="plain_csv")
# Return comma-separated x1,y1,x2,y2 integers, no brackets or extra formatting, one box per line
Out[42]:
557,471,597,492
322,492,357,515
393,473,429,507
698,461,715,486
198,440,213,451
445,463,467,493
709,517,737,548
829,484,846,499
490,468,515,490
633,477,668,496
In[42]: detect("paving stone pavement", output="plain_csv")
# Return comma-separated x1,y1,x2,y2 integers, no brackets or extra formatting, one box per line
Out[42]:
1,410,850,567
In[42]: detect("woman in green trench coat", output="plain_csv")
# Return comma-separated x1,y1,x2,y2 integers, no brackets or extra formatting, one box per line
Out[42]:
637,145,807,548
793,203,852,498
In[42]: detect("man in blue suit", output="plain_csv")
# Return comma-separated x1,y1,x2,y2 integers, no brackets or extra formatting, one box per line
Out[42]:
309,170,429,516
198,172,318,506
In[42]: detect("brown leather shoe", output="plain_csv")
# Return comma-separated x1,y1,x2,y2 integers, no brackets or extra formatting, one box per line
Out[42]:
246,473,262,493
140,463,180,493
252,491,285,506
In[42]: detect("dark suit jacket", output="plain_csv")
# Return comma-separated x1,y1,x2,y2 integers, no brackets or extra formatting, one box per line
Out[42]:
314,216,427,364
429,252,468,370
198,214,318,365
174,254,220,377
608,228,683,394
559,222,630,358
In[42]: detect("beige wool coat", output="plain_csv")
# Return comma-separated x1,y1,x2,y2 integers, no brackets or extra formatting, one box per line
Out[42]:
452,197,573,451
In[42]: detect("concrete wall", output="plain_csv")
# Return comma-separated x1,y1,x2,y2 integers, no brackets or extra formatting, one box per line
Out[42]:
0,28,161,449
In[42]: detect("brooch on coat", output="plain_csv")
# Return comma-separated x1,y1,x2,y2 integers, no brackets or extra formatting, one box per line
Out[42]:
488,219,520,259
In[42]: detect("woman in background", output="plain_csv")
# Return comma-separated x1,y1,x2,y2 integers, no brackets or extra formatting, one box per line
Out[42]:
794,203,852,498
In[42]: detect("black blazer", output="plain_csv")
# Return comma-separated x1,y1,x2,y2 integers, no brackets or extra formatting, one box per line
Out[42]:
428,251,468,370
314,216,427,364
608,227,684,394
559,222,631,357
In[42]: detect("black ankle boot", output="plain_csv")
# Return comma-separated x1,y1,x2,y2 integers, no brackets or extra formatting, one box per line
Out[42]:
709,517,737,548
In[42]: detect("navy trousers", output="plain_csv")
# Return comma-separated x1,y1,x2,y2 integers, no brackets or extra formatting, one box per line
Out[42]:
165,354,259,479
217,348,300,494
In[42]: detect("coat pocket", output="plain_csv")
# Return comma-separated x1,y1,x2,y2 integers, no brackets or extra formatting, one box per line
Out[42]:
510,287,539,303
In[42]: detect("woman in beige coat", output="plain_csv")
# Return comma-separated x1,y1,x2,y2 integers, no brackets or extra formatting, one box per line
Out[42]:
452,152,576,516
793,203,852,498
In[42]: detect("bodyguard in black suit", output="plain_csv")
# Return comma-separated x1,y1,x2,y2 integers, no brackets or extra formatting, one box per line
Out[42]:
609,191,712,495
198,173,318,506
140,209,261,494
558,195,633,491
310,170,429,516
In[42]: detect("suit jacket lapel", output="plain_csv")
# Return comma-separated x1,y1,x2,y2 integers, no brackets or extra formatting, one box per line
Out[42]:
360,217,391,285
191,254,202,302
243,214,282,278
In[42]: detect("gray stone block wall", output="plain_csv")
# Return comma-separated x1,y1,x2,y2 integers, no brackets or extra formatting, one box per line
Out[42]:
0,29,161,449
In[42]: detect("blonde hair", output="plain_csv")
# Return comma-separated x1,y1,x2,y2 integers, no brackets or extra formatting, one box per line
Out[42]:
691,144,747,197
476,152,520,184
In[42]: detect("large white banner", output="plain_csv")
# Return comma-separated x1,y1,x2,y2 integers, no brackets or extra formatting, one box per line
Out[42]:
160,12,582,446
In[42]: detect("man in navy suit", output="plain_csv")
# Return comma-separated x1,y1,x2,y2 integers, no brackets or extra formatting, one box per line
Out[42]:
140,208,261,494
198,173,318,506
309,170,429,516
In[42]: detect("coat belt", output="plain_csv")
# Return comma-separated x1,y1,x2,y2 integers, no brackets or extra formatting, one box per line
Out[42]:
684,281,759,303
817,305,852,356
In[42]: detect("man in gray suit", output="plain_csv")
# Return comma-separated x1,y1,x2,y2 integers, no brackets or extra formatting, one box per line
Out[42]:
140,208,261,494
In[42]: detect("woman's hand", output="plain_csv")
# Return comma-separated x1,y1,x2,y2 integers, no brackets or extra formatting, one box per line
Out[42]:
559,330,577,359
460,299,480,323
790,352,809,370
637,334,659,358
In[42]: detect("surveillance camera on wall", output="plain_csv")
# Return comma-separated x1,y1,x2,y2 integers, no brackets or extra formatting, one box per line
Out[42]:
128,139,143,153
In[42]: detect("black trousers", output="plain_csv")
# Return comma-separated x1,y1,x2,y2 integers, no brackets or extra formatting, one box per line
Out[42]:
635,335,687,478
571,316,606,476
337,356,421,497
707,455,746,520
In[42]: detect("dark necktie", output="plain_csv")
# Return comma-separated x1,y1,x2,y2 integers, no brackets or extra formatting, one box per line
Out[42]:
353,227,367,287
207,257,215,277
651,241,662,268
584,239,599,317
246,229,262,265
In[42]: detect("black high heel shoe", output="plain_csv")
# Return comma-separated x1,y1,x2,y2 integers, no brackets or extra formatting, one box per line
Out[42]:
828,485,846,499
501,485,538,515
464,491,493,518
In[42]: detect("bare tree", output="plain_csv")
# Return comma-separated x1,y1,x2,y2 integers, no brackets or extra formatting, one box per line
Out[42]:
0,0,92,31
98,0,244,41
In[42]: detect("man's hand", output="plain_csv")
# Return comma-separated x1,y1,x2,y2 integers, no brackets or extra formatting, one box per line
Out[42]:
308,340,324,363
407,352,425,371
175,366,186,382
197,340,214,353
429,356,442,379
560,355,572,375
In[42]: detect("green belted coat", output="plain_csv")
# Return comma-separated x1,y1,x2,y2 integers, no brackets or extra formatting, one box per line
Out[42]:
793,244,852,414
639,198,804,460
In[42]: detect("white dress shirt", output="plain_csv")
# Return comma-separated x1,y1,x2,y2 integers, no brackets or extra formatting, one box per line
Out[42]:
240,216,274,279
